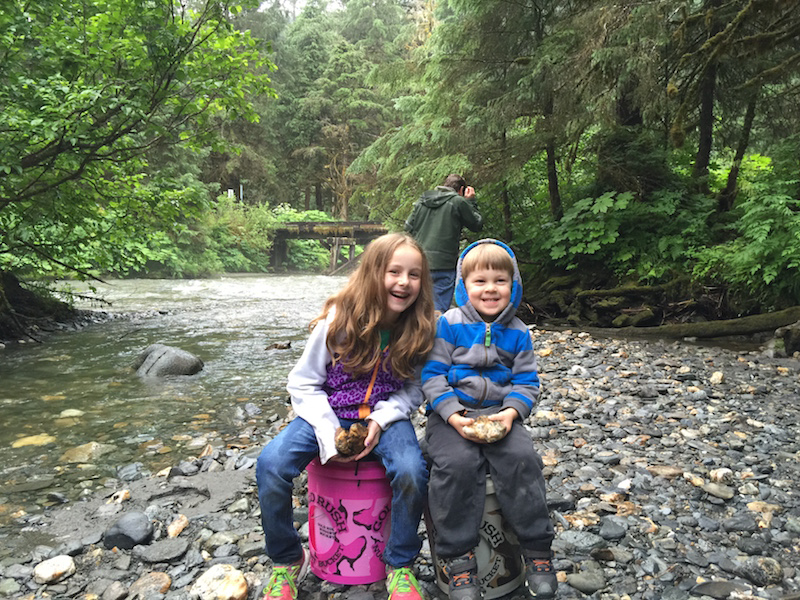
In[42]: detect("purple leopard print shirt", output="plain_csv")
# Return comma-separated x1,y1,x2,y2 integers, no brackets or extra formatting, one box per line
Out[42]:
324,354,405,419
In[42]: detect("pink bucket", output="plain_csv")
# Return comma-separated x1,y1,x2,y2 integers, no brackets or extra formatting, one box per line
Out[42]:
307,458,392,584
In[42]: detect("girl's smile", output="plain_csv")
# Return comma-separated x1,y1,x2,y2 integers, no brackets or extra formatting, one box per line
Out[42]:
384,245,423,323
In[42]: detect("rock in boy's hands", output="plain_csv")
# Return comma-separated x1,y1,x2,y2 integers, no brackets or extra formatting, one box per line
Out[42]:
489,408,518,438
447,411,483,442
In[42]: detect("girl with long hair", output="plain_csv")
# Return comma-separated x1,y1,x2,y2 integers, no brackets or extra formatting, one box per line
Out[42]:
256,233,436,600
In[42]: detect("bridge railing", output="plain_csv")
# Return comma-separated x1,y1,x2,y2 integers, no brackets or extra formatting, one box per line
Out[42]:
271,221,388,273
272,221,388,240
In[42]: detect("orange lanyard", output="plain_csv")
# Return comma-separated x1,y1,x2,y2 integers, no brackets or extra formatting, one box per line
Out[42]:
358,356,382,419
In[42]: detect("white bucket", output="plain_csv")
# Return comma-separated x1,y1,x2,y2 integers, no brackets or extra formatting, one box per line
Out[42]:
425,475,525,599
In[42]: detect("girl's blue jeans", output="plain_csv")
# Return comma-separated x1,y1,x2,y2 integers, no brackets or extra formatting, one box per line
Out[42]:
255,416,428,568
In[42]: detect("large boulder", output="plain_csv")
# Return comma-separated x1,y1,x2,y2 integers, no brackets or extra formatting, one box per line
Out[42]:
103,511,154,549
133,343,204,377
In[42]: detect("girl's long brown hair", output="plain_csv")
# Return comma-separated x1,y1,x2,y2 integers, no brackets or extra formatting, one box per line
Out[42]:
309,233,436,380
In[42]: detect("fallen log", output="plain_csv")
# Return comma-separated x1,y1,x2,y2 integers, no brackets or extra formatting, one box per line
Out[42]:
575,279,688,299
613,306,800,339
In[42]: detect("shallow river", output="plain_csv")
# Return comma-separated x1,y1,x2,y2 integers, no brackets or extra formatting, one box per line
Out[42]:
0,274,347,528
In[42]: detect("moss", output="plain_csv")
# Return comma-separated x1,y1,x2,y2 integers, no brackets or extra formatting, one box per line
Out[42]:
612,314,632,327
629,307,658,327
594,297,627,310
539,274,582,293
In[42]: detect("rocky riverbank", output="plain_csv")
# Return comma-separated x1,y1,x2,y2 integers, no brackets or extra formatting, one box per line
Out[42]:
1,328,798,600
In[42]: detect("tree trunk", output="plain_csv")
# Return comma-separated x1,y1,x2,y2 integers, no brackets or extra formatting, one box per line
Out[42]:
542,89,563,221
501,184,512,242
304,187,310,211
692,0,722,194
617,85,643,127
717,92,757,212
315,183,323,211
546,141,563,221
692,61,716,194
497,130,513,240
615,306,800,339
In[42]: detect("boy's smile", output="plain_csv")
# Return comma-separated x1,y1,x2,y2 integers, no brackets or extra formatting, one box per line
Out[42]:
464,267,512,320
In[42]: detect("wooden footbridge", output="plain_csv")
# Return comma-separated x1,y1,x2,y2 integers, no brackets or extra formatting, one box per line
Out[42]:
272,221,388,274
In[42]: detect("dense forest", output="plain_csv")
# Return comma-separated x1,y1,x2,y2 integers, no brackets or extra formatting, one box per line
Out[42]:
2,0,800,341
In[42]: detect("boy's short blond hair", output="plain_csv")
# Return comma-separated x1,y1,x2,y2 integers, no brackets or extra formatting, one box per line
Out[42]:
461,243,514,279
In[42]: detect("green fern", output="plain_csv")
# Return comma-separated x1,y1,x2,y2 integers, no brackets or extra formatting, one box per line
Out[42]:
693,183,800,308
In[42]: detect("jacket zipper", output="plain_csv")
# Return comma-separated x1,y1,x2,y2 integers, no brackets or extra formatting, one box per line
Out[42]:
479,323,491,402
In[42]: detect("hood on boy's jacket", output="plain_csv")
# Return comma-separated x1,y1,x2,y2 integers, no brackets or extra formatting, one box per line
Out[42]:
454,239,523,324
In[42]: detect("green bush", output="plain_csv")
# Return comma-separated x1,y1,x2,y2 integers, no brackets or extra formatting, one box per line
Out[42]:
541,190,714,283
693,182,800,310
137,199,342,276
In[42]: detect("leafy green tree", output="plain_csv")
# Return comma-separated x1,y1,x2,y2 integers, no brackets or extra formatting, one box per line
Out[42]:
354,0,580,238
273,0,339,209
195,3,289,207
202,0,414,218
0,0,274,279
669,0,800,205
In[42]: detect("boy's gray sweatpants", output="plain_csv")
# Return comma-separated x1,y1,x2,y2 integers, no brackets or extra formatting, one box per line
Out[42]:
425,409,554,558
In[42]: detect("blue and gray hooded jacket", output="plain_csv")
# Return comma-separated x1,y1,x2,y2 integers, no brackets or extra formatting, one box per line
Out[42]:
421,239,540,422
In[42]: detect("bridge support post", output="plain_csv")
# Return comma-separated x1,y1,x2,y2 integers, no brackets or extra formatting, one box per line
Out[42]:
273,239,287,269
327,237,360,275
329,238,340,271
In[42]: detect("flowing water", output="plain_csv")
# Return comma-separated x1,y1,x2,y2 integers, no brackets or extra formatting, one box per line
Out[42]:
0,274,347,529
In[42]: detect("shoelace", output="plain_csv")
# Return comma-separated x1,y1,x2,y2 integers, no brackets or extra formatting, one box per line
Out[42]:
528,559,554,573
388,568,420,595
451,571,476,588
265,566,298,597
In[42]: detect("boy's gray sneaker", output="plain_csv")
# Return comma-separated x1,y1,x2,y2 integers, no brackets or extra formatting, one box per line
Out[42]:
443,552,482,600
523,552,557,598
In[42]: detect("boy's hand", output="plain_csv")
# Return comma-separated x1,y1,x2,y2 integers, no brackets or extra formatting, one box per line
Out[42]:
448,412,482,442
486,408,518,441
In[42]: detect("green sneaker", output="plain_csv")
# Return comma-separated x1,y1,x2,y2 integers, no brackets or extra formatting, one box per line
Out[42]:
262,548,310,600
386,566,424,600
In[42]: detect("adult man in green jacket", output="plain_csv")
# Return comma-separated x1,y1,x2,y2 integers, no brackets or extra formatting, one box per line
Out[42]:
405,174,483,312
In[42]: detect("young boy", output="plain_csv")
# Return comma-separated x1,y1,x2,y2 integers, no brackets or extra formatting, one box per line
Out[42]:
422,239,557,600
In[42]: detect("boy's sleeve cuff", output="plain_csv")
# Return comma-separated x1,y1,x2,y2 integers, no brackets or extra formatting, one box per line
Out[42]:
434,396,464,422
503,397,532,421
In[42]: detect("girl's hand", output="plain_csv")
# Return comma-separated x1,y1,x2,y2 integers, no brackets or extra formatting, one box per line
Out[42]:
448,412,481,442
349,420,382,462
